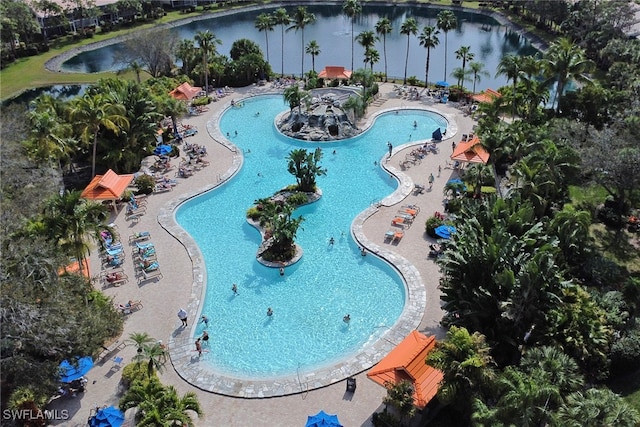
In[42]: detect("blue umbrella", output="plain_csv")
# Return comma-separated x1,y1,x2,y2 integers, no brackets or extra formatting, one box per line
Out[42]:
153,144,173,156
89,406,124,427
434,225,456,240
305,410,343,427
59,356,93,383
436,81,450,87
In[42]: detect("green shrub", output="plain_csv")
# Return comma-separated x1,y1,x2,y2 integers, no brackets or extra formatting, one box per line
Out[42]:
246,206,260,220
192,96,211,106
122,362,156,387
286,192,308,207
425,215,445,238
135,174,155,195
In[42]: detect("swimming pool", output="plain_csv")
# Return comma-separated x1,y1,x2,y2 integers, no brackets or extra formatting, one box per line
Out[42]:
175,96,447,378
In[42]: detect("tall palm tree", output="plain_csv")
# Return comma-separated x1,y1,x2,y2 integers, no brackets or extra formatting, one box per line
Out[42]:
69,92,128,178
496,54,524,117
455,46,475,90
26,95,76,170
272,8,290,76
41,190,109,274
452,67,469,89
469,61,489,93
356,30,378,69
194,30,221,95
305,40,321,73
436,10,458,82
418,26,440,88
342,0,362,71
383,380,416,423
543,37,594,113
255,13,275,64
364,48,380,72
288,6,316,78
175,39,196,75
400,17,418,85
375,17,392,82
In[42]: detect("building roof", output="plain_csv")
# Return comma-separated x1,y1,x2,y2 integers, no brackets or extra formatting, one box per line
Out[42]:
367,330,443,409
471,88,502,104
451,135,490,164
318,66,352,80
169,82,202,101
80,169,134,201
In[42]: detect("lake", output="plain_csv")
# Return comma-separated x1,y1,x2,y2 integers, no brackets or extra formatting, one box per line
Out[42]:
62,4,537,91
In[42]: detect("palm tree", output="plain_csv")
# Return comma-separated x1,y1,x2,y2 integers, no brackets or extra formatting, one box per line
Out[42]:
288,6,316,78
272,8,290,77
465,163,493,198
375,17,392,82
342,0,362,71
305,40,321,73
356,30,378,69
364,48,380,72
520,346,584,394
455,46,475,90
436,10,458,82
69,93,128,178
543,37,594,113
496,54,524,117
287,147,327,192
175,39,196,76
418,25,440,88
427,326,496,420
383,380,416,423
194,30,221,95
555,388,640,427
255,13,275,64
452,67,470,89
283,85,307,113
41,190,109,274
469,61,489,94
400,17,418,85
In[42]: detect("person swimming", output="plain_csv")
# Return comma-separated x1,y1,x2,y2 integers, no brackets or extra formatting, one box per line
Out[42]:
343,314,351,322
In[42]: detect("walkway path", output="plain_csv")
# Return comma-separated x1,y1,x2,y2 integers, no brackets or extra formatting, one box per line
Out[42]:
49,82,478,427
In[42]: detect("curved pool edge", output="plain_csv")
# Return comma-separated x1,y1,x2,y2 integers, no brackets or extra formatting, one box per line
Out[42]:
161,94,440,398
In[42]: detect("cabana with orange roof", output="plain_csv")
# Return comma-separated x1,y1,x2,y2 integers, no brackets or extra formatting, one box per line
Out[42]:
169,82,203,101
318,66,352,80
80,169,134,212
471,88,501,104
451,135,490,165
367,330,443,409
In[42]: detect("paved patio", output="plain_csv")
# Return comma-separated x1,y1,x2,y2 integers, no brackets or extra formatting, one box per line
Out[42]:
49,82,478,427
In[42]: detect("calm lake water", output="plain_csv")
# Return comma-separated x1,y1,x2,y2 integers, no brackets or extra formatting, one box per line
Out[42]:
62,4,537,90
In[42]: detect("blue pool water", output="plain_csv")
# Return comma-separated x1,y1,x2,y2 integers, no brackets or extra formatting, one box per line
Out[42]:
175,96,447,378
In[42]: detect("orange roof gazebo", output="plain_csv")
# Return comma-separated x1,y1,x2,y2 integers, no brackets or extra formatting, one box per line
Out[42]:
318,66,352,80
169,82,203,101
81,169,134,211
471,88,501,104
451,135,490,165
367,330,443,409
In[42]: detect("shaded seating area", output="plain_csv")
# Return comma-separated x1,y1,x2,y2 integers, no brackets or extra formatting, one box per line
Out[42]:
367,330,443,410
450,135,490,167
80,169,134,212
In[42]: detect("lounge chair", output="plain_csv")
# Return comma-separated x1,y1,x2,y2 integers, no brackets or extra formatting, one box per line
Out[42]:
103,272,128,288
129,231,151,243
154,184,173,193
116,300,143,314
138,268,163,284
414,184,425,195
392,231,404,243
135,241,154,251
391,217,412,227
384,230,395,243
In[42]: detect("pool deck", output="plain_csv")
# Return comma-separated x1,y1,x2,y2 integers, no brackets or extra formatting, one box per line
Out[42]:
49,82,478,427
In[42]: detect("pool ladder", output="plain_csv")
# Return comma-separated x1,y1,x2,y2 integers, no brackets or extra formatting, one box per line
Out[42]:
297,363,309,399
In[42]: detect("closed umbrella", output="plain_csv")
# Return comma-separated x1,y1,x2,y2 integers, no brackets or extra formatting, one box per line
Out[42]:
89,406,124,427
305,410,343,427
59,356,93,383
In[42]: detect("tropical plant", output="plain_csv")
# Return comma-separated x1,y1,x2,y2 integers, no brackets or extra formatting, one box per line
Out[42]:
418,26,440,88
496,54,525,117
383,380,416,423
554,388,640,427
356,30,378,69
400,17,418,85
69,92,129,178
286,147,327,192
283,85,308,113
436,10,458,82
455,46,475,90
287,6,316,78
272,8,290,76
427,326,496,421
305,40,321,73
342,0,362,71
375,17,393,82
255,13,275,63
469,62,489,94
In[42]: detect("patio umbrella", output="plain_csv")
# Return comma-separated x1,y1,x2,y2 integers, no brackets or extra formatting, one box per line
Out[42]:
59,356,93,383
305,410,343,427
89,406,124,427
153,144,173,156
434,225,456,240
436,81,450,87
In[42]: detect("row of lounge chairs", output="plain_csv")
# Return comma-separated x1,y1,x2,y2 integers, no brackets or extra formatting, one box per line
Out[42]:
384,205,421,244
132,240,163,284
